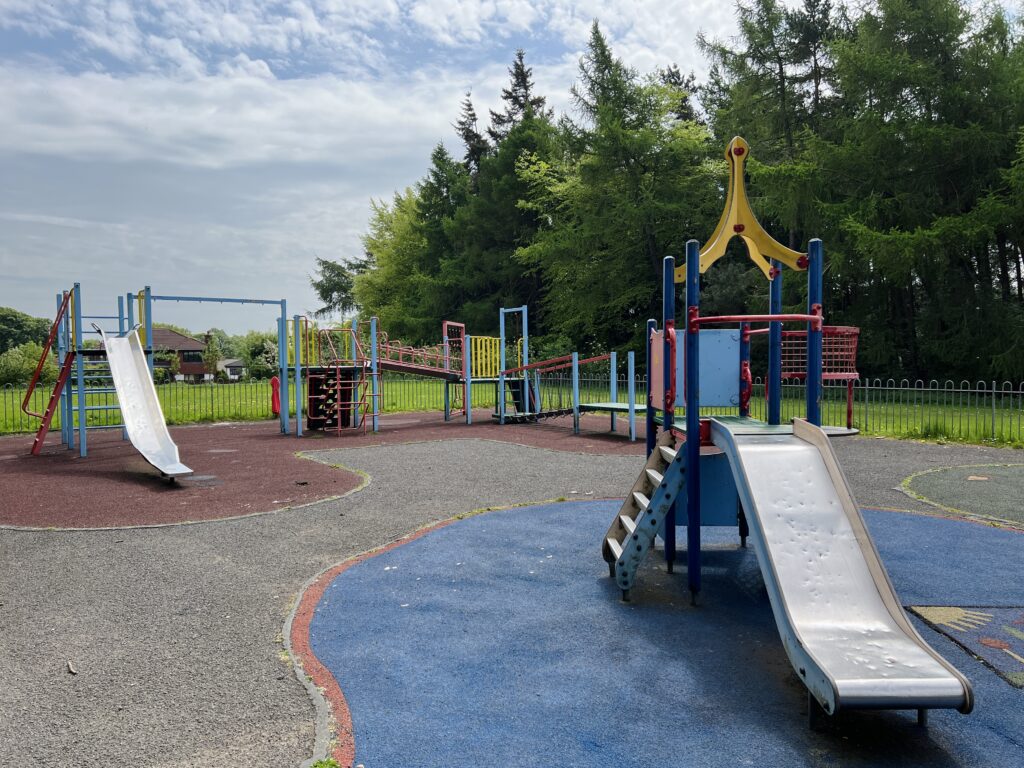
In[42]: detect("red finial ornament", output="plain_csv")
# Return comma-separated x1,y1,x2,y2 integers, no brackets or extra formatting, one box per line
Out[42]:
733,224,745,233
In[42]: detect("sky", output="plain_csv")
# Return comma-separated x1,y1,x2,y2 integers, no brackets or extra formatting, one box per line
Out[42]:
0,0,1014,334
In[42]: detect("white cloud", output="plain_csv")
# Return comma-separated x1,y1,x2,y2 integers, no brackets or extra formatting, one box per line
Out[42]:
2,0,1017,331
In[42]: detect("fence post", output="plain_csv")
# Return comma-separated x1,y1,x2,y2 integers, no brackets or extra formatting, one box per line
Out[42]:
991,381,997,440
627,351,636,442
610,350,617,433
465,338,472,425
572,352,580,434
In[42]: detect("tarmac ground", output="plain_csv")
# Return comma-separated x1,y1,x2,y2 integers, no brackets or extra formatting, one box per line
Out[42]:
0,412,1021,767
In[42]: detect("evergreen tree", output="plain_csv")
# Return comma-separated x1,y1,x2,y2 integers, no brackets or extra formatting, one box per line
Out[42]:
454,93,489,177
489,49,551,143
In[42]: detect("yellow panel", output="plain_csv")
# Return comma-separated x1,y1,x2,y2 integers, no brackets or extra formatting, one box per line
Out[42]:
471,336,500,378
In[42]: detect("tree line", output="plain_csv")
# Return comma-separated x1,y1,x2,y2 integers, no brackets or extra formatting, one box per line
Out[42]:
313,0,1024,381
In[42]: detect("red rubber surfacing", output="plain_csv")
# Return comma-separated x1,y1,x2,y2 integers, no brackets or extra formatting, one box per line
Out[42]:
0,411,645,529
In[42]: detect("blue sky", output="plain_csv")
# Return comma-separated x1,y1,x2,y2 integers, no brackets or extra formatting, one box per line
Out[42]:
0,0,1014,334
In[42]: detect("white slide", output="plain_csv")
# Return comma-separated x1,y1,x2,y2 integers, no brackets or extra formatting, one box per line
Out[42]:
710,417,972,716
100,329,193,479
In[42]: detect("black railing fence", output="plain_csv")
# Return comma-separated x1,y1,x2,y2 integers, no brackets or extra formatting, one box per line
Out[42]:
3,376,1023,445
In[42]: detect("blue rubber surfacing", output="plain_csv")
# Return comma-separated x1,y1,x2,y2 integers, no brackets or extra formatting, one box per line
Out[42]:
309,501,1024,768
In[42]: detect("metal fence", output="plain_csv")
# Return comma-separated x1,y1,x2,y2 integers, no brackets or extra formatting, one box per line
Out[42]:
3,376,1023,445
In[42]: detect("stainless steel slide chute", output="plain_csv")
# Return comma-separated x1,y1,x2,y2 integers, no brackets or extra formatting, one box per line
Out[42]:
99,328,193,479
711,417,972,717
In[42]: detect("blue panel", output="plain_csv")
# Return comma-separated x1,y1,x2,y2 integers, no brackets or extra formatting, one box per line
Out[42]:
676,329,740,408
678,451,739,527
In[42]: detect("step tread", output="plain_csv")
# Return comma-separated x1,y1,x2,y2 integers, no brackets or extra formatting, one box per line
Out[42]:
606,536,623,561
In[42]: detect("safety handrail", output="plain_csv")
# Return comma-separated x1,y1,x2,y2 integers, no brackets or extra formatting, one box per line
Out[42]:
22,290,72,419
691,312,822,331
532,353,611,376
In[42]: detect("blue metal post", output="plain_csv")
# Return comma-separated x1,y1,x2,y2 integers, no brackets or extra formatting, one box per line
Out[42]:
498,310,506,424
662,258,675,432
56,293,70,448
768,261,783,425
627,351,636,442
118,295,128,440
126,293,135,330
610,350,617,433
572,352,580,433
143,286,154,377
806,239,824,426
521,305,531,411
645,318,656,456
662,256,676,570
278,301,289,434
684,239,702,602
370,316,379,432
350,317,358,418
293,315,303,437
739,322,751,418
73,283,87,457
465,337,473,425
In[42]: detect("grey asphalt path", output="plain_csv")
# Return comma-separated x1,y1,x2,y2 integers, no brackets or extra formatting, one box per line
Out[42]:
830,435,1024,515
0,439,641,768
1,434,1019,767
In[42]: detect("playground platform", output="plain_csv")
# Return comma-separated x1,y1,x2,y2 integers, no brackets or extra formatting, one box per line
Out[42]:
299,499,1024,768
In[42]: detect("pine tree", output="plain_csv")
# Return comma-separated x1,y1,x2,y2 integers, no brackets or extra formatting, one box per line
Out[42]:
454,93,489,177
488,49,550,143
659,64,701,123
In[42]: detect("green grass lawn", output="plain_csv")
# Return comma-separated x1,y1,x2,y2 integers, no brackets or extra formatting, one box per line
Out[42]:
3,378,1022,448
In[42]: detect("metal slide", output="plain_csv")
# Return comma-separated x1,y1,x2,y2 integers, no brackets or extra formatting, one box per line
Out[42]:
711,417,972,717
99,329,193,479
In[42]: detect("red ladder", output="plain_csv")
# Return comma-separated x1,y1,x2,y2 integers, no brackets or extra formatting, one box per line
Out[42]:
29,352,76,455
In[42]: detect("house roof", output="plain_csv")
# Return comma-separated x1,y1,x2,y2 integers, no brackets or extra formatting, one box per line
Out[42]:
221,358,245,368
151,328,206,352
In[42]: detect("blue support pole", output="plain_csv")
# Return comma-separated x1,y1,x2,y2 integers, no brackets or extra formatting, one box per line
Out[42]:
350,316,358,419
293,314,303,437
645,318,656,456
278,301,289,435
465,337,473,425
126,293,135,330
498,310,506,424
739,322,751,419
662,256,676,570
627,351,636,442
56,293,70,448
73,283,87,458
118,295,128,440
662,258,676,433
370,316,379,432
806,239,824,426
609,350,617,433
571,352,580,434
521,305,530,412
768,261,783,425
143,286,154,378
684,240,702,602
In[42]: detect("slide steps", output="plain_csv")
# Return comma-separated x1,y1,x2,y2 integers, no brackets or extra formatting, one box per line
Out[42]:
602,430,686,600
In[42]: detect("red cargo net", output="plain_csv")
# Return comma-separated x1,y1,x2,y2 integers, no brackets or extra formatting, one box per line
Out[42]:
780,326,859,380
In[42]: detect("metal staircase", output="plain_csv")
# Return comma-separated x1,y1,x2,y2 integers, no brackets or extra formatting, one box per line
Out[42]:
602,430,687,600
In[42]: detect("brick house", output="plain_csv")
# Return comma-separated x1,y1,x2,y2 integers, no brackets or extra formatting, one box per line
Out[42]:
151,328,208,382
